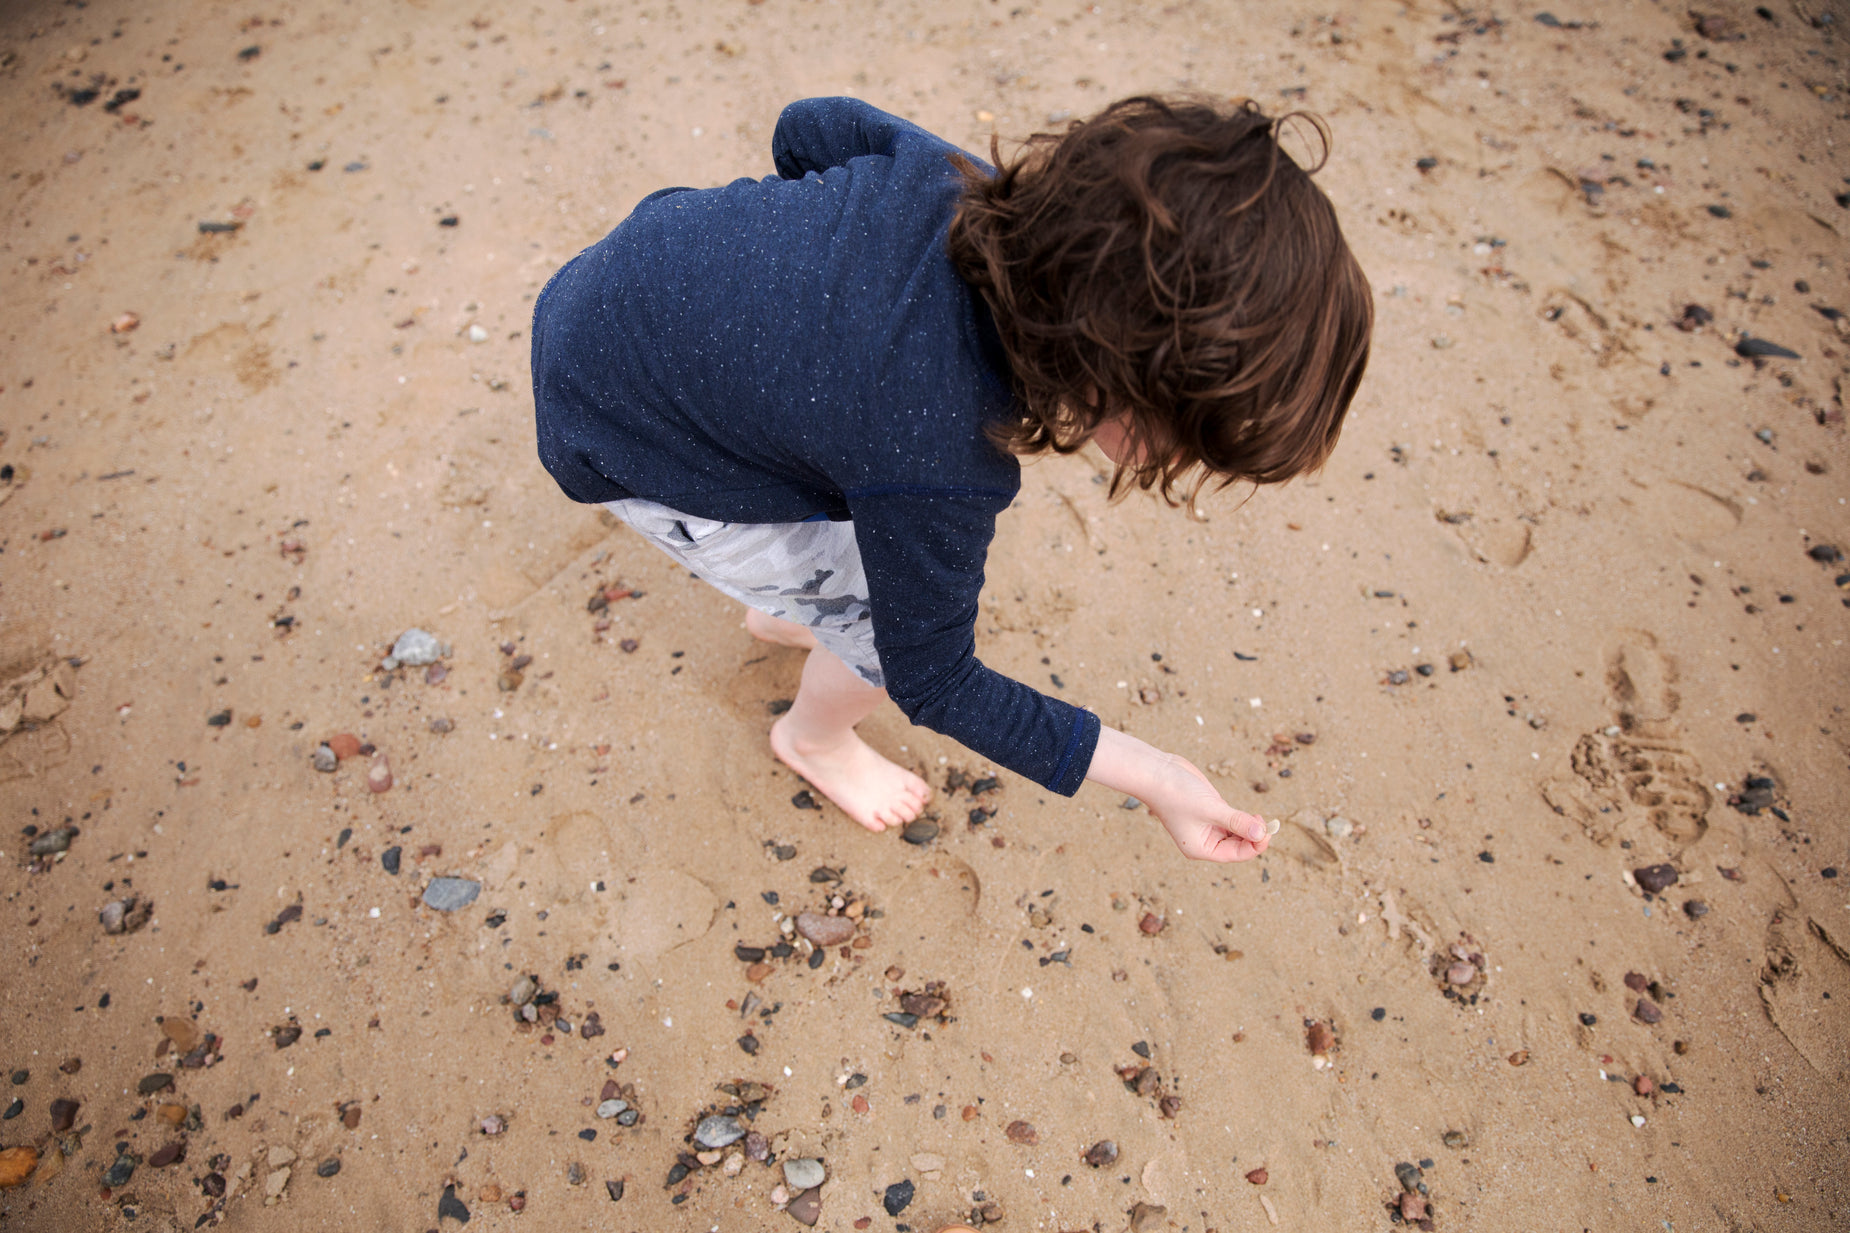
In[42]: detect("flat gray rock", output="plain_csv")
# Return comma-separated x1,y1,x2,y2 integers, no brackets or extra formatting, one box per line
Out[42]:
385,628,445,668
693,1114,745,1149
422,878,481,912
782,1157,827,1191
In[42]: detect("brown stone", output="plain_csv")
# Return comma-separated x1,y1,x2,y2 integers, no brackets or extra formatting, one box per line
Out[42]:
1083,1140,1118,1168
1004,1120,1038,1145
1129,1202,1168,1233
1623,971,1650,992
327,733,362,760
148,1142,185,1168
1634,998,1664,1025
156,1103,187,1126
1138,911,1165,935
48,1098,80,1132
1245,1167,1269,1185
1306,1020,1336,1055
1634,1075,1654,1096
1633,864,1678,894
746,962,774,983
1399,1192,1427,1221
787,1186,822,1227
795,912,854,947
0,1147,37,1189
161,1018,199,1053
367,754,393,793
1508,1049,1530,1066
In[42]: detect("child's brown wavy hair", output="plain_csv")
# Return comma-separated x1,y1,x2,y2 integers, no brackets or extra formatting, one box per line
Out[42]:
948,96,1372,505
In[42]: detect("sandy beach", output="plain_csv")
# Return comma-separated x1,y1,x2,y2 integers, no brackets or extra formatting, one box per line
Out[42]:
1,0,1846,1229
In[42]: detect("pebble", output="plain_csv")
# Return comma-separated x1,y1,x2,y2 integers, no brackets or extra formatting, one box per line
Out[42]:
1446,962,1477,986
787,1187,822,1227
1633,864,1678,894
1,1100,19,1121
437,1183,470,1223
1005,1120,1040,1145
366,754,393,793
1305,1020,1336,1055
1324,816,1353,839
783,1157,826,1190
693,1114,745,1149
136,1073,174,1096
1138,911,1165,935
882,1179,915,1216
900,817,940,845
1083,1140,1119,1167
422,878,481,911
0,1147,37,1188
508,975,538,1006
1634,998,1664,1024
1683,899,1710,919
7,1071,23,1086
596,1099,627,1119
1245,1167,1269,1185
1394,1161,1422,1193
382,629,445,670
795,912,855,947
49,1098,79,1132
744,1131,770,1162
479,1115,506,1135
380,846,402,875
1634,1075,1654,1096
311,744,338,773
28,827,78,856
1129,1202,1167,1233
1734,336,1800,359
604,1179,624,1201
103,1153,137,1188
327,733,363,760
99,897,152,935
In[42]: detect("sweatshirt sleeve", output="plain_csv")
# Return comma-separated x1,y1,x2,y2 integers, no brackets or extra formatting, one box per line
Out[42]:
772,97,924,180
847,486,1100,796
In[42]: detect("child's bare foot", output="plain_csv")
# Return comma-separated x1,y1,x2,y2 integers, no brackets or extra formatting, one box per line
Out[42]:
770,719,931,832
745,607,818,650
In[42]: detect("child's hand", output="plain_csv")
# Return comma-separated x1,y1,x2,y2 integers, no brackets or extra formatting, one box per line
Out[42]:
1144,754,1271,863
1087,725,1270,863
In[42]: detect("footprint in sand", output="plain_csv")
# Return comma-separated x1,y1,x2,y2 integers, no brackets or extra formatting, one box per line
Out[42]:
1540,634,1711,846
1760,913,1850,1077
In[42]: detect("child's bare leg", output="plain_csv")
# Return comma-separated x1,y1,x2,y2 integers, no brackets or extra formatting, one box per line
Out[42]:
769,646,931,833
745,607,818,650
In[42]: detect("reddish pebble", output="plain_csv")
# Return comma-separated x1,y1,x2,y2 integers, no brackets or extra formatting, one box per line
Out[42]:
367,754,393,793
1623,972,1650,993
1634,998,1664,1025
854,1220,872,1230
961,1105,979,1121
1245,1167,1269,1186
508,1193,526,1212
1138,911,1165,935
1305,1020,1336,1056
1399,1192,1427,1221
327,733,362,760
1004,1120,1039,1145
851,1095,869,1114
1634,1075,1654,1096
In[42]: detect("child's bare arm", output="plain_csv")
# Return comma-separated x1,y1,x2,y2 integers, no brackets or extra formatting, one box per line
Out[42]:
1087,726,1271,863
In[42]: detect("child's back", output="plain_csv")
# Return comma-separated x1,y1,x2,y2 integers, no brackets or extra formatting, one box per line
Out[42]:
534,95,1369,860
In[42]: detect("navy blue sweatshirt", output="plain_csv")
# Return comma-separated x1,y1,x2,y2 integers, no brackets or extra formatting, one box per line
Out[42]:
532,97,1099,796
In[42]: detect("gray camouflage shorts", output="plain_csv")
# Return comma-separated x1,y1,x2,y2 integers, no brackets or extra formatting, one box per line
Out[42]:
603,498,884,688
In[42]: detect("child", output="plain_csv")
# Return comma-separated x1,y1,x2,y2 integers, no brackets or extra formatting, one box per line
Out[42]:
533,95,1371,864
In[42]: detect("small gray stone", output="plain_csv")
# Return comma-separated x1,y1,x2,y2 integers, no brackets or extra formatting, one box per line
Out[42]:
387,628,444,668
103,1153,138,1188
29,827,78,856
693,1114,745,1149
422,878,481,912
615,1108,638,1126
782,1157,827,1191
595,1099,627,1119
311,744,338,773
1324,816,1353,839
508,975,538,1006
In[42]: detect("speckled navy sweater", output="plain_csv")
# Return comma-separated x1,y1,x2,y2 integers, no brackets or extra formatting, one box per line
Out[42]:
532,97,1098,796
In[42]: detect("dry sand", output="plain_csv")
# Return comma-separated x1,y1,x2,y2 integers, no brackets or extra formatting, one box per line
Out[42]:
2,1,1847,1230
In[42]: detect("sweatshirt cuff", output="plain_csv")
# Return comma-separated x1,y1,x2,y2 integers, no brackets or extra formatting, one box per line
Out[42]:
1044,708,1100,798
